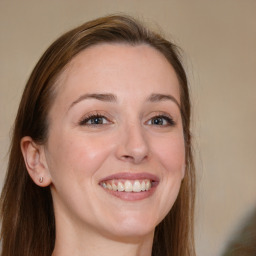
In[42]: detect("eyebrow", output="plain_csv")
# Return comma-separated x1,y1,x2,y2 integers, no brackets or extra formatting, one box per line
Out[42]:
69,92,180,110
69,93,117,110
147,93,181,109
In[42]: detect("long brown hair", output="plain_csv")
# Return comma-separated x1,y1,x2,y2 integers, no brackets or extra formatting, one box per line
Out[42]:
0,15,196,256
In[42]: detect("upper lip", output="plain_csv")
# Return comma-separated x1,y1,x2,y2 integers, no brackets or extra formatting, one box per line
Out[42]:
99,172,159,183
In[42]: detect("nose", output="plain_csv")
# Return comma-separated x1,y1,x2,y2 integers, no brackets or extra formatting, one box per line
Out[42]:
115,122,149,164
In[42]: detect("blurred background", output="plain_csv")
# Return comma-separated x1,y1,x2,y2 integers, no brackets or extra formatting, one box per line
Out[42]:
0,1,255,255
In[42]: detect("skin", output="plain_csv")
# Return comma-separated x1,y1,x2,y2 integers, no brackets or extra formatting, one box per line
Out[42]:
21,43,185,256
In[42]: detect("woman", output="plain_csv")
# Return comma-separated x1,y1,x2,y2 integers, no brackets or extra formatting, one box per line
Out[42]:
0,15,196,256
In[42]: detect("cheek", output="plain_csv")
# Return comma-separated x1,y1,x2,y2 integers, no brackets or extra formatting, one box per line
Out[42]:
46,131,115,184
150,133,185,216
152,133,185,173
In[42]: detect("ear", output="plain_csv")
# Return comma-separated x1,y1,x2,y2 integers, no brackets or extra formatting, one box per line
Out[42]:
21,136,52,187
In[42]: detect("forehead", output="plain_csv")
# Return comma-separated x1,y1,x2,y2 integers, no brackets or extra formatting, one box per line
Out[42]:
54,43,181,104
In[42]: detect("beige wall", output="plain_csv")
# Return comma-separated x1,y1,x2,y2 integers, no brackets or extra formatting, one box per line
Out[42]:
0,1,255,255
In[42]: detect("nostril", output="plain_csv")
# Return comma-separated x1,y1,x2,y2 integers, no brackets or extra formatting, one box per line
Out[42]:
121,155,133,161
123,155,131,158
120,154,148,164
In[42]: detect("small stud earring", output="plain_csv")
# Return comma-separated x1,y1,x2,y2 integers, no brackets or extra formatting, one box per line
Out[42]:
39,177,44,183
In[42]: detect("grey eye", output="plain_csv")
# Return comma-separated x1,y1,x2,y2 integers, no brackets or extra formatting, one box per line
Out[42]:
147,115,175,126
79,115,109,126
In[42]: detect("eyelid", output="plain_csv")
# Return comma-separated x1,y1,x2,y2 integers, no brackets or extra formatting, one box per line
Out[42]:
78,111,113,126
145,112,176,126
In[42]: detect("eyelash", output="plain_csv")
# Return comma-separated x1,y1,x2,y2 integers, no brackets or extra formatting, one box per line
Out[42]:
147,114,176,127
79,113,175,127
79,113,110,126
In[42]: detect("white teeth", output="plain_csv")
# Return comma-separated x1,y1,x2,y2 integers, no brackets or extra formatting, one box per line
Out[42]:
107,183,112,190
124,180,133,192
117,182,125,192
145,180,151,190
112,182,117,191
141,181,146,191
133,180,141,192
102,179,153,192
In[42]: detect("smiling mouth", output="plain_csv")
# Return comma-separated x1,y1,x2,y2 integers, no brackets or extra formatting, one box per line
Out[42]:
99,172,159,200
100,179,153,192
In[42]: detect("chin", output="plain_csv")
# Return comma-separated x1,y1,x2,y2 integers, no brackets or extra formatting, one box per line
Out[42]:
103,214,158,240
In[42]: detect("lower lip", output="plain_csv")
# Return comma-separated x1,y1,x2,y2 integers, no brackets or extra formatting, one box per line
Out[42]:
101,185,157,201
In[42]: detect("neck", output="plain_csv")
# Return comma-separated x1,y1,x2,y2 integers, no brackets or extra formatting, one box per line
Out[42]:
52,213,154,256
52,230,154,256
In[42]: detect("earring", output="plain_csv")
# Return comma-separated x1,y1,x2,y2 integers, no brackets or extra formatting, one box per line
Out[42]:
39,177,44,183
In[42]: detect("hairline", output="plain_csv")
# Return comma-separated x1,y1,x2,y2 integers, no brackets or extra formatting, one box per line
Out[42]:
49,41,183,118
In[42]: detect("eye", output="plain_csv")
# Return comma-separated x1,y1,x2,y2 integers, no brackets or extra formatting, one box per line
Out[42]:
79,114,110,126
147,115,175,126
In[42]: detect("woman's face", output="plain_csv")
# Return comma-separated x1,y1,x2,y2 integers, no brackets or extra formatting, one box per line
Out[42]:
43,43,185,240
